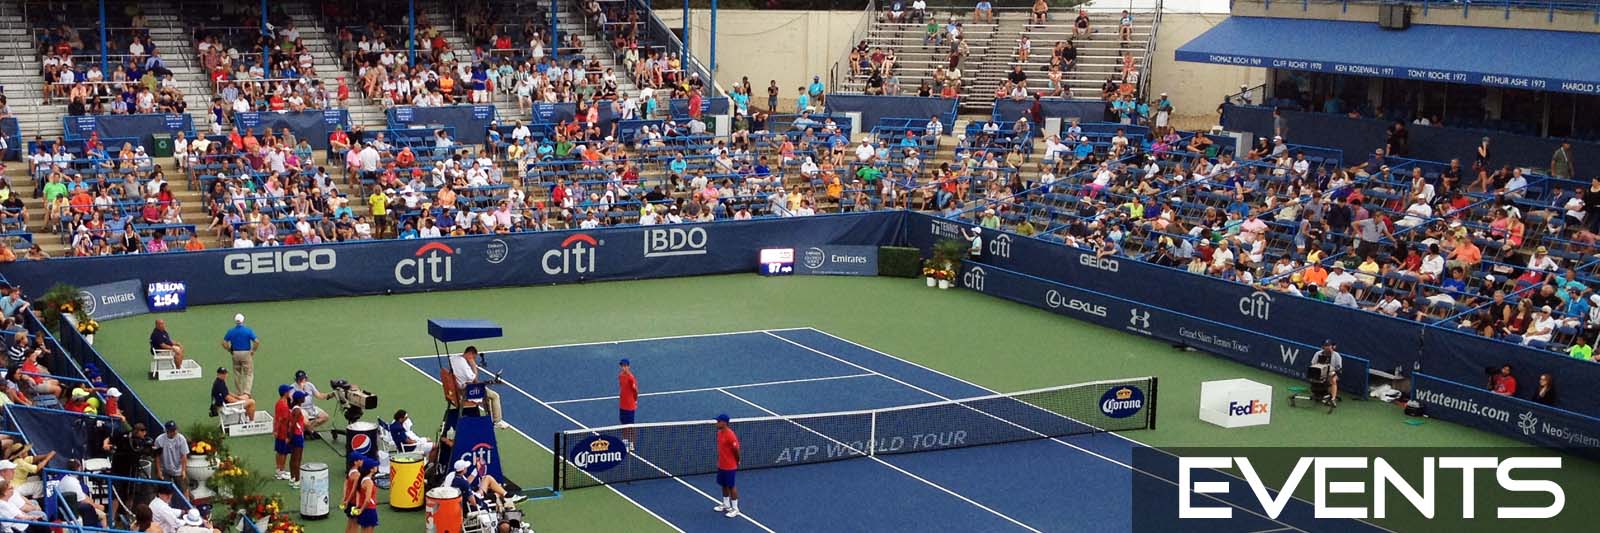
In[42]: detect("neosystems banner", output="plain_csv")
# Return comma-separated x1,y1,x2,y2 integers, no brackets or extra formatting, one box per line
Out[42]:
0,213,902,306
1412,373,1600,459
958,262,1371,390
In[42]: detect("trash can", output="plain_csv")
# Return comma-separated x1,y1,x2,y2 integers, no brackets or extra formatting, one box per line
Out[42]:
150,133,174,157
299,462,330,520
425,487,463,533
389,452,426,510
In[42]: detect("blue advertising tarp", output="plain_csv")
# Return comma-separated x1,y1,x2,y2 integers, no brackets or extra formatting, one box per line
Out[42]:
1412,373,1600,459
531,102,577,124
958,262,1371,391
76,279,149,321
1420,326,1600,417
4,405,101,467
795,245,878,276
235,109,351,150
387,105,496,145
824,95,958,135
991,98,1109,125
0,212,902,307
62,114,195,148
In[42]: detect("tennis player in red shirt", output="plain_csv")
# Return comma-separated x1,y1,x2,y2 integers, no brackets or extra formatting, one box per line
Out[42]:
618,359,638,424
619,359,639,450
713,414,742,518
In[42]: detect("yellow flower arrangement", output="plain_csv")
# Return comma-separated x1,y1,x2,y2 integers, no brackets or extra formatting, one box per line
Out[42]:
77,319,100,334
191,441,215,455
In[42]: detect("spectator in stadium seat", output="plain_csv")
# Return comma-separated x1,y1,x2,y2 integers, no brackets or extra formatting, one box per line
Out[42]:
973,0,993,23
1074,8,1091,37
1490,365,1518,396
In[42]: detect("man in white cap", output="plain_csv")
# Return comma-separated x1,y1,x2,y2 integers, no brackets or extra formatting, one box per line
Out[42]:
220,314,260,394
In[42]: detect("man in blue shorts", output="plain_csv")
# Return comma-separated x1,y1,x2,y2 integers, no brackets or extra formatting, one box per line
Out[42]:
712,414,742,518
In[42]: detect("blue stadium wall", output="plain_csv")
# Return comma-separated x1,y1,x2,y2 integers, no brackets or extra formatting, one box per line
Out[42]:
4,212,1595,455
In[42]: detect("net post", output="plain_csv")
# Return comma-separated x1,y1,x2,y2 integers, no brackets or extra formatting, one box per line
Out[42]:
869,412,877,456
552,432,563,490
1147,377,1159,431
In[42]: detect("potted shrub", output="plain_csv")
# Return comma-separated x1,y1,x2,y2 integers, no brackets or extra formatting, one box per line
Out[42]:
928,238,969,289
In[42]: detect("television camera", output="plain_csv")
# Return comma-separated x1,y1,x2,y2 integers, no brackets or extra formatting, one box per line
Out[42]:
330,379,378,423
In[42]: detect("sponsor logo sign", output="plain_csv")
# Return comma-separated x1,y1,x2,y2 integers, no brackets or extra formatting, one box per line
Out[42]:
569,435,628,472
544,234,600,275
224,249,338,275
643,227,708,257
395,242,455,286
1100,386,1145,419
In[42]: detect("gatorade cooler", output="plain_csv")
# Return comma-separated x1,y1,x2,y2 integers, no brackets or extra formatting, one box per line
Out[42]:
299,463,329,520
390,452,426,510
345,421,380,463
424,486,463,533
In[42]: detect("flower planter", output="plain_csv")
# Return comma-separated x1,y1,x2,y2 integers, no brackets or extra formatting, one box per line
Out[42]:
938,280,951,290
925,277,937,287
186,453,217,501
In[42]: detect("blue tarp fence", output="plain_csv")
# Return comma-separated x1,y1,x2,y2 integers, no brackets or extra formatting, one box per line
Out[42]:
531,102,577,124
1,117,19,161
668,97,731,121
824,95,958,135
235,109,351,150
904,212,1600,421
0,212,902,306
4,405,113,467
1412,373,1600,459
387,105,496,145
959,261,1373,393
62,113,195,148
1222,104,1596,170
57,323,161,431
992,98,1110,126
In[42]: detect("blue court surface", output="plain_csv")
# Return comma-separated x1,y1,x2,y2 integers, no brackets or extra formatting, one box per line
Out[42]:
403,328,1390,533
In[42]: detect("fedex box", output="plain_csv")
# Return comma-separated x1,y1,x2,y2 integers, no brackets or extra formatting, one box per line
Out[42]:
1199,379,1272,428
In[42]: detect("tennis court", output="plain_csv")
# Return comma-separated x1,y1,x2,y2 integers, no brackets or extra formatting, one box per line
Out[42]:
402,327,1382,532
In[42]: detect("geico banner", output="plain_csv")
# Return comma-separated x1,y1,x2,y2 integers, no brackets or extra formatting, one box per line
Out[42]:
1412,373,1600,459
959,262,1370,391
909,212,1414,376
1420,326,1600,417
795,245,878,276
76,279,150,320
0,212,904,306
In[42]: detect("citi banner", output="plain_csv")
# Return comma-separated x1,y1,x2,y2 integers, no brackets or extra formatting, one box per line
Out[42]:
1412,373,1600,459
0,213,902,306
794,245,878,276
76,279,149,321
958,262,1371,390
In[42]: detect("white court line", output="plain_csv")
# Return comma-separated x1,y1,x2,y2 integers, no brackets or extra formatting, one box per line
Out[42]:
766,330,1314,533
545,373,879,405
1248,528,1297,533
397,328,813,361
397,360,688,533
717,388,1043,533
493,377,780,533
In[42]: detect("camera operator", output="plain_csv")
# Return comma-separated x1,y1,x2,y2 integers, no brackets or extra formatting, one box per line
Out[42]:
1312,339,1343,403
292,370,333,437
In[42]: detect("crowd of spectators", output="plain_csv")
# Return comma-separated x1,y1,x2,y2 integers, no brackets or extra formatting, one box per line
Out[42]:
35,5,187,117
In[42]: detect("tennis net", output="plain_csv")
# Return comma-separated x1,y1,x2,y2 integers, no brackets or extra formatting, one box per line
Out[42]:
553,376,1158,490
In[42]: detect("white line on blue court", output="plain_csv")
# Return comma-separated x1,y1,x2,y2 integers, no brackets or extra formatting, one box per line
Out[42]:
769,329,1316,533
397,328,815,361
716,387,1045,533
397,361,689,533
543,373,879,405
495,377,780,533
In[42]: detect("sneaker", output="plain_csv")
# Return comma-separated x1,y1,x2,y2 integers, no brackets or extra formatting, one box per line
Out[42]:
713,505,727,513
507,494,528,503
495,421,512,430
724,509,740,518
289,480,300,489
624,439,635,452
274,470,291,480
